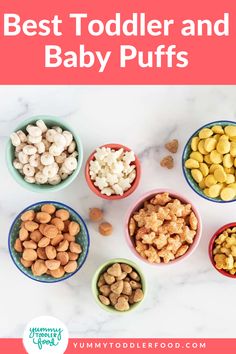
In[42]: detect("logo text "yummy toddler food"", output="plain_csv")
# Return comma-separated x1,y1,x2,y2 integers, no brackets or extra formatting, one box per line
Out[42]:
23,316,69,354
29,327,63,350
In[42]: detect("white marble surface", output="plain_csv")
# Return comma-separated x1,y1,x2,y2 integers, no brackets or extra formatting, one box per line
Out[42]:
0,85,236,339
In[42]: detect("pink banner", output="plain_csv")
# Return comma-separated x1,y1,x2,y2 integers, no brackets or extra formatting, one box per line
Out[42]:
1,338,236,354
0,0,236,84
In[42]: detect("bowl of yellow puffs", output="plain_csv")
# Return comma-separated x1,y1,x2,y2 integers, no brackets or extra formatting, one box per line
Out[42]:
209,222,236,278
182,120,236,203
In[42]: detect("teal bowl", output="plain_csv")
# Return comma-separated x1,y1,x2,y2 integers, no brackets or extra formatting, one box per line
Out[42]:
6,115,83,192
182,120,236,203
9,201,90,283
91,258,146,314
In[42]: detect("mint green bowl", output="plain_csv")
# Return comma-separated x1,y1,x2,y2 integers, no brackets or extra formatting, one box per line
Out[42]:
6,115,83,193
9,201,90,283
182,120,236,203
91,258,146,314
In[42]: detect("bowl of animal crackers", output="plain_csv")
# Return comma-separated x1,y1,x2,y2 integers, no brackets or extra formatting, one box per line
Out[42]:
125,190,202,265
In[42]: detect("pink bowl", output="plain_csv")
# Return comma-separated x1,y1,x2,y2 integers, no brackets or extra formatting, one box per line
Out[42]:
125,189,202,266
209,222,236,279
85,143,141,200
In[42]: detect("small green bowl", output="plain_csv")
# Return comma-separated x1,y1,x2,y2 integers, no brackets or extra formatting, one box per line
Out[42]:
9,201,90,283
91,258,146,314
182,120,236,203
6,115,83,193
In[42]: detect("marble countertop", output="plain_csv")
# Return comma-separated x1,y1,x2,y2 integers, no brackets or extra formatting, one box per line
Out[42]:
0,85,236,339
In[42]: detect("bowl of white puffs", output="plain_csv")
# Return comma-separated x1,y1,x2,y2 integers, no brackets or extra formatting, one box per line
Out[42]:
6,115,83,192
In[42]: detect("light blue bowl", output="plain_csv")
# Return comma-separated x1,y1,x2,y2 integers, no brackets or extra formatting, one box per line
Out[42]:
9,201,90,283
182,120,236,203
6,115,83,193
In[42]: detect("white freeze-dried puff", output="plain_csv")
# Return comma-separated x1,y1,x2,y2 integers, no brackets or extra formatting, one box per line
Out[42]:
18,151,29,164
35,171,48,184
13,159,23,170
49,143,64,157
63,131,73,147
52,126,63,134
68,141,76,153
94,147,110,161
89,160,101,174
94,176,109,190
23,164,35,177
23,145,37,156
26,125,42,137
42,163,59,178
112,183,124,195
64,156,77,171
101,187,114,196
35,141,45,154
29,154,40,168
48,174,61,185
40,152,54,166
122,150,135,165
53,133,67,147
10,133,21,147
16,130,27,143
36,120,48,133
24,176,35,183
27,134,42,144
46,129,57,143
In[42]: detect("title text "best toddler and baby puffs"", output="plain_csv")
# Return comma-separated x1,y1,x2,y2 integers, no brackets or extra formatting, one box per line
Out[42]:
3,13,229,72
